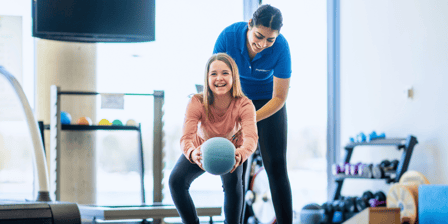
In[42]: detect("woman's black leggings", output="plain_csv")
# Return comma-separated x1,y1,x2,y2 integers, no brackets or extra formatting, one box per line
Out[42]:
244,99,293,224
169,155,244,224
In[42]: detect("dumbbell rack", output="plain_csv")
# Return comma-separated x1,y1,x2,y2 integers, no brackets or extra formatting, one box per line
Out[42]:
332,135,418,200
326,135,418,223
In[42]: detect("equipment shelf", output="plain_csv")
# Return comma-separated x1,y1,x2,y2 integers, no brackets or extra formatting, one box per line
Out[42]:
334,174,391,182
49,85,165,209
332,135,418,201
344,138,408,148
60,124,140,131
323,135,418,224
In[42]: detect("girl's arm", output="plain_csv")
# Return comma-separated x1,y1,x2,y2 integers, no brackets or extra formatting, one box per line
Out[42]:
256,77,290,122
180,96,202,163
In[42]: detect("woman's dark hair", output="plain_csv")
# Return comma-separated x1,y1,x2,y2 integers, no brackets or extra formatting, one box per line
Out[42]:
250,4,283,31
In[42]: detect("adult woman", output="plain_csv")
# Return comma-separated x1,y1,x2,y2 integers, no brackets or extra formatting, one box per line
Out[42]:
169,53,258,224
213,4,292,224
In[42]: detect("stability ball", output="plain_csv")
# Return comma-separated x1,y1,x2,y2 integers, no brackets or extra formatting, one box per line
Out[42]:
201,137,236,175
126,119,137,126
60,111,71,124
98,119,111,126
77,117,92,125
112,119,123,126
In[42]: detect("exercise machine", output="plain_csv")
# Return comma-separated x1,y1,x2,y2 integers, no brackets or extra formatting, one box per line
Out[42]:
0,65,81,223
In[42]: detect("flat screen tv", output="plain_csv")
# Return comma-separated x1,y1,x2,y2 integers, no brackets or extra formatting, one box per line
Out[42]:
32,0,155,43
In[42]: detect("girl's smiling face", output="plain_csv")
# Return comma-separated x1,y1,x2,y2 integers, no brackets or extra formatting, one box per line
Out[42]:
208,60,233,97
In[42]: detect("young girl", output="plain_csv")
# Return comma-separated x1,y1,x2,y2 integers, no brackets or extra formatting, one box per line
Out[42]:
169,53,258,224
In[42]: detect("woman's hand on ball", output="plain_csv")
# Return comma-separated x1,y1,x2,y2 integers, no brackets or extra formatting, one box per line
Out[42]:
230,152,242,173
191,147,205,171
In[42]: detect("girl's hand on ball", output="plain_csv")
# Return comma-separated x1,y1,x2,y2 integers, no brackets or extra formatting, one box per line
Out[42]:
192,147,205,171
230,152,242,173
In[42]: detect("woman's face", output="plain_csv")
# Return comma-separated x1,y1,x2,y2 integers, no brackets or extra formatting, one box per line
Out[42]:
208,60,233,97
247,22,279,54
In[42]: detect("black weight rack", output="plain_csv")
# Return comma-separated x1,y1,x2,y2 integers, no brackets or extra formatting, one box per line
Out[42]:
332,135,418,200
323,135,418,224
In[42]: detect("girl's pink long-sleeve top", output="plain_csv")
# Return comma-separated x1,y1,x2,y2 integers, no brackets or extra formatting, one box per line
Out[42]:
180,95,258,166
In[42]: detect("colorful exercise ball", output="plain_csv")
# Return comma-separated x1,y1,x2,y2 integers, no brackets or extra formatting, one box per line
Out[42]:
98,119,111,126
112,119,123,126
77,117,92,125
60,111,71,124
201,137,236,175
126,119,137,126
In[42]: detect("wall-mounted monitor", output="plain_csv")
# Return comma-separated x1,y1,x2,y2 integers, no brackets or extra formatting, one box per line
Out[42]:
32,0,155,43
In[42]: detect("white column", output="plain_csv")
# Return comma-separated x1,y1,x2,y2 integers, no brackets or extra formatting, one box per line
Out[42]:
36,39,97,204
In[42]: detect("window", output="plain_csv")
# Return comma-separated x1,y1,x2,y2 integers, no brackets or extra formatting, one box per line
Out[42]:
0,70,34,201
95,0,243,209
262,0,328,210
0,1,36,202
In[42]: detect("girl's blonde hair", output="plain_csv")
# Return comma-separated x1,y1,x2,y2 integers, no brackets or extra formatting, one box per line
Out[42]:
195,53,245,120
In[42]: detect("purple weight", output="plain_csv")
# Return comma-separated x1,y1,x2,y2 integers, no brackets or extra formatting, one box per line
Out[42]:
369,198,386,207
345,163,351,175
340,163,348,173
357,164,366,176
350,163,362,175
332,164,342,175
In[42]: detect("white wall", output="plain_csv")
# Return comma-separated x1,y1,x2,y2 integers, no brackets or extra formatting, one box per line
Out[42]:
339,0,448,196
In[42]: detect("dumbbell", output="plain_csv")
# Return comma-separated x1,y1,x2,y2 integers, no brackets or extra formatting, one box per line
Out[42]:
367,131,386,142
342,197,357,213
332,164,342,175
372,160,391,179
349,163,363,175
358,164,374,178
349,133,365,143
374,191,387,201
332,163,354,175
321,202,334,215
356,132,366,143
332,200,342,212
369,199,386,207
330,197,355,213
333,163,365,176
344,163,363,175
321,202,334,224
344,163,352,175
372,160,399,179
369,191,387,207
355,191,374,212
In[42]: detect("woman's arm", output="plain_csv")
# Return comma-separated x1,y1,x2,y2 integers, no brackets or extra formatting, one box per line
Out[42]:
233,98,259,167
256,76,290,122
